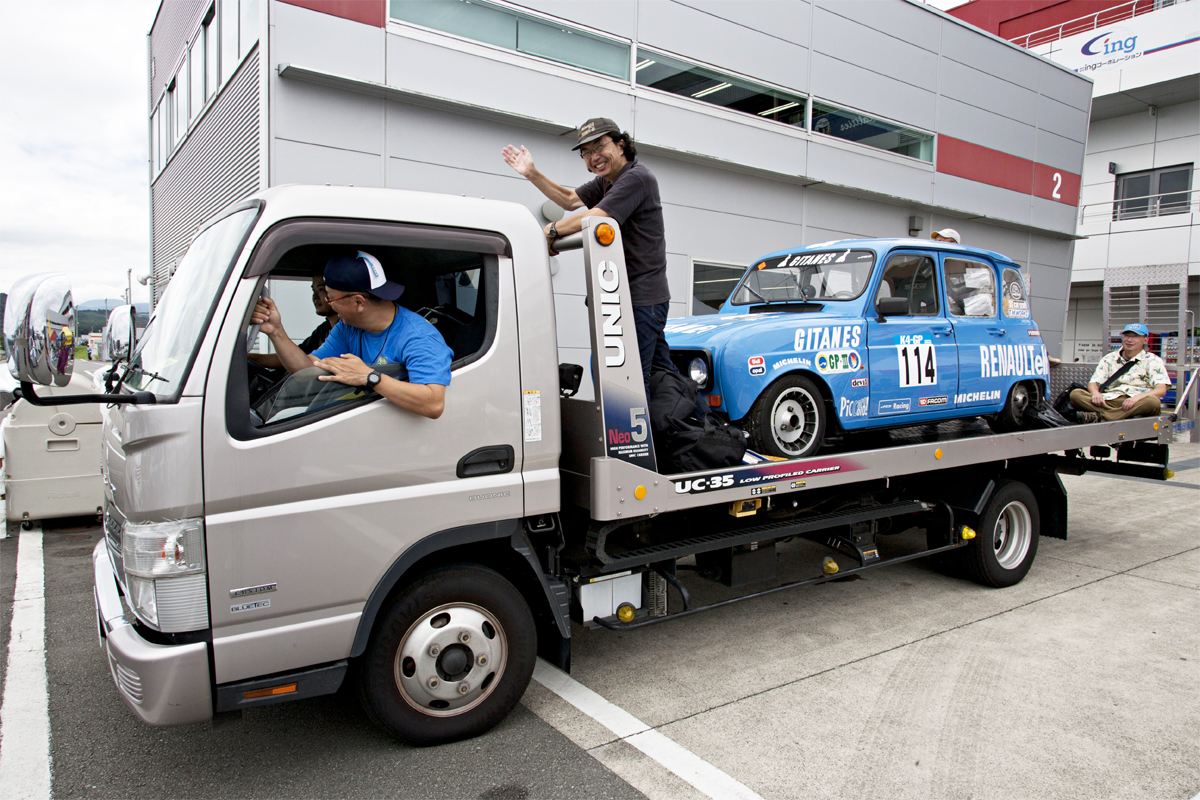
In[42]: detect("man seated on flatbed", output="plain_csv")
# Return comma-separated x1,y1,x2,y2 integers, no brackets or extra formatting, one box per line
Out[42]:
1069,323,1169,423
250,251,451,419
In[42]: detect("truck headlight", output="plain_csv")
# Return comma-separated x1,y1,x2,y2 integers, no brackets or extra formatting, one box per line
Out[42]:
121,518,209,632
688,357,709,387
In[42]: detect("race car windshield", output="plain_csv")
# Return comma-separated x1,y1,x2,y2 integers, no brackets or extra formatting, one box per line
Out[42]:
731,249,875,305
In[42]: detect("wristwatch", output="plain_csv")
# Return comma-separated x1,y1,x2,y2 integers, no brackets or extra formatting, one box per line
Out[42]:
548,222,559,239
365,370,382,392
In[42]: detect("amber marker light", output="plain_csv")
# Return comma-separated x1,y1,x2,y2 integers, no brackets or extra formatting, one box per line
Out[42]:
243,683,298,700
823,557,839,575
617,603,636,623
634,485,647,500
595,223,615,246
708,394,722,407
934,448,943,460
756,261,766,270
961,525,976,540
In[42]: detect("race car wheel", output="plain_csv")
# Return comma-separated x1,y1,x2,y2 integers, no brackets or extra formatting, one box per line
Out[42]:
987,381,1035,433
747,374,826,459
359,564,536,746
963,480,1040,588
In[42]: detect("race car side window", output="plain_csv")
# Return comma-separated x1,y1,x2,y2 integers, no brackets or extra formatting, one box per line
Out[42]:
876,254,939,316
1000,268,1031,319
944,258,996,318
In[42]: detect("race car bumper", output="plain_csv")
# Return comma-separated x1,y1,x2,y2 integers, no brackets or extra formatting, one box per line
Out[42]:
93,541,212,726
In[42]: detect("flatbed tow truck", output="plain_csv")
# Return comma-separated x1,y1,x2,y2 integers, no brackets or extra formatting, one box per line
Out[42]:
4,187,1173,746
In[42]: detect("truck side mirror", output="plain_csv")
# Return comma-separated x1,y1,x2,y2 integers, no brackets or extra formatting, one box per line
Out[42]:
875,296,910,319
103,304,138,364
4,272,75,387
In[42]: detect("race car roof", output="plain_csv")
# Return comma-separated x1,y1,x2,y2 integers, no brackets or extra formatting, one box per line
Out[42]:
753,238,1018,268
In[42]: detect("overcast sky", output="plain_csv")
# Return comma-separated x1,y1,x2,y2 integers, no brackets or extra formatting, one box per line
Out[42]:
0,0,158,306
0,0,969,307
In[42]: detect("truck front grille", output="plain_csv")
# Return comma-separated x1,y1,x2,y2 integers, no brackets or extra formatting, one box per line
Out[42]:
103,500,125,580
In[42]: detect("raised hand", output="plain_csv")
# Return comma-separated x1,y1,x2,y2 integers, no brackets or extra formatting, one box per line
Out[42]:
501,144,535,178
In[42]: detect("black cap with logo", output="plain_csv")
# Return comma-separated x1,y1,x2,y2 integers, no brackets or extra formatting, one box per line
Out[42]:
572,117,621,150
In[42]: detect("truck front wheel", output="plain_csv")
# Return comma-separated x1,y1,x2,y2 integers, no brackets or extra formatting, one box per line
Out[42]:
359,564,536,746
746,374,827,459
963,480,1040,588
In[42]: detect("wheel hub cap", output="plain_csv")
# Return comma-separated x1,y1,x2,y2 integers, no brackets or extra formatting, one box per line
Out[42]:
771,389,817,453
395,603,506,717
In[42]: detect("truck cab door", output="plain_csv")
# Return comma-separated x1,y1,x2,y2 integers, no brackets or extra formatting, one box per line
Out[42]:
867,252,958,418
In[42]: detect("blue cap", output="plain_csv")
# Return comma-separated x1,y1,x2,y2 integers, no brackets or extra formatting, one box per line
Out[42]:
324,251,404,302
1122,323,1149,336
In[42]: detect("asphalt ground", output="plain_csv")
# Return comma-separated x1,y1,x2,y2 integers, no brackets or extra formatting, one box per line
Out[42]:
0,441,1197,799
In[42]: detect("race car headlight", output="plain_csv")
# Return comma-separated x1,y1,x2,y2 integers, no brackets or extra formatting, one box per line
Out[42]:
688,357,709,387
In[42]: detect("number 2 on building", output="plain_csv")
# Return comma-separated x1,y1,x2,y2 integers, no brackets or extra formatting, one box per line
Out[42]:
896,344,937,387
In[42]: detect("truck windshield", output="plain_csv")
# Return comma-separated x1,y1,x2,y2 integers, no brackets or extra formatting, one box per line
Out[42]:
731,249,875,305
125,207,259,398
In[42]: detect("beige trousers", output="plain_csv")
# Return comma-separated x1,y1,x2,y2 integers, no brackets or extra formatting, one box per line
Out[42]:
1069,388,1161,422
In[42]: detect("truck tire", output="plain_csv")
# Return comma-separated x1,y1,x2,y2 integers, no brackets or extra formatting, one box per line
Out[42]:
963,480,1039,587
746,374,826,459
986,382,1034,433
359,564,536,746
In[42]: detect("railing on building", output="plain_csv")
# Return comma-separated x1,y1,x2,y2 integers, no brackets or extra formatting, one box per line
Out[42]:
1010,0,1190,49
1078,187,1199,225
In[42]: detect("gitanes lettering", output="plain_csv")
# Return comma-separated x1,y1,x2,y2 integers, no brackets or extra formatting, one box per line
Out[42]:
794,324,862,351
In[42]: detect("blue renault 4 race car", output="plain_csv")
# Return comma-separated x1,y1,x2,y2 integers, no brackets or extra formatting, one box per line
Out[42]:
666,239,1049,459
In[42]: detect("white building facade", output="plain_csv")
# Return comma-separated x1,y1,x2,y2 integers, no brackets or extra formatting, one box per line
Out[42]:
148,0,1097,361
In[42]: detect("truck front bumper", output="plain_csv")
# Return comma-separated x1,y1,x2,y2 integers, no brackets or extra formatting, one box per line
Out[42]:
93,541,212,726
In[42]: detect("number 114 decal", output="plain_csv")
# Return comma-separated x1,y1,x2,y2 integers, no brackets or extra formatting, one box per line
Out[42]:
896,343,937,387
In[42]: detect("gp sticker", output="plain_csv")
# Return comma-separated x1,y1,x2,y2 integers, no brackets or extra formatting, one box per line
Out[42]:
794,325,862,352
816,350,861,373
919,395,948,406
878,398,911,415
748,356,766,376
840,396,868,417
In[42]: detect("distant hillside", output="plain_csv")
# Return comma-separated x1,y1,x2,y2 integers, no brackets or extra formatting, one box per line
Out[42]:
78,299,150,313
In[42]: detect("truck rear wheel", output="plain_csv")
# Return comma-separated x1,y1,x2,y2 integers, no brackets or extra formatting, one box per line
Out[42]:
747,374,826,459
963,480,1040,587
359,564,536,746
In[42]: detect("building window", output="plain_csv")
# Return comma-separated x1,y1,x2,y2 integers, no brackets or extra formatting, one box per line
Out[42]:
691,261,746,315
189,37,205,120
221,0,239,85
173,64,187,143
1114,164,1193,220
635,50,806,128
811,101,933,162
389,0,630,80
239,0,260,58
204,6,218,102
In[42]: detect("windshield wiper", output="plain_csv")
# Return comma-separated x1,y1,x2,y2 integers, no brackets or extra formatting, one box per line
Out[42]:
744,284,773,304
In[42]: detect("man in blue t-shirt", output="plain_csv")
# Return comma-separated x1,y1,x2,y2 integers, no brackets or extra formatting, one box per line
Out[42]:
250,251,452,419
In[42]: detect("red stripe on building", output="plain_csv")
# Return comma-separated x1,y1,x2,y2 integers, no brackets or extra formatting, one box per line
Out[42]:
279,0,385,27
937,136,1080,206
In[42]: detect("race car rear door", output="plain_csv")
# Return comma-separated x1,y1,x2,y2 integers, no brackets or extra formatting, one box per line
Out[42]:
866,252,959,418
943,255,1005,408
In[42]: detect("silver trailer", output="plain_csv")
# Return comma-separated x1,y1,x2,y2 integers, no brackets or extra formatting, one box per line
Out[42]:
5,186,1172,746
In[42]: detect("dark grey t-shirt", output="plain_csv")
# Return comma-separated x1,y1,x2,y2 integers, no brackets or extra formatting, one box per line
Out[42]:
575,159,670,307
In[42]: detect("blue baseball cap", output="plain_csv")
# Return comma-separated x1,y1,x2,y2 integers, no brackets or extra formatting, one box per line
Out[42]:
324,251,404,301
1122,323,1149,336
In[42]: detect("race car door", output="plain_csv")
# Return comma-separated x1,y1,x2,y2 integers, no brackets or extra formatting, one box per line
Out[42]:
943,255,1004,408
867,252,958,418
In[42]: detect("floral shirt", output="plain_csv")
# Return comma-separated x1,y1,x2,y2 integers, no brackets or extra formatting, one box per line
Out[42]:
1089,348,1171,400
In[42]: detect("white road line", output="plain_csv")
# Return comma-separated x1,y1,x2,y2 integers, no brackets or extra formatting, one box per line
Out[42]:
532,660,764,800
0,527,51,800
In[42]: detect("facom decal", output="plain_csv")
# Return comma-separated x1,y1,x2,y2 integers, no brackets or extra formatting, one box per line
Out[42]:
794,324,862,352
772,356,812,371
878,398,911,415
954,390,1002,403
750,485,777,496
674,474,735,494
231,599,271,614
840,396,868,417
816,350,861,374
1028,330,1041,337
748,356,766,376
918,395,949,406
850,376,868,388
979,344,1047,378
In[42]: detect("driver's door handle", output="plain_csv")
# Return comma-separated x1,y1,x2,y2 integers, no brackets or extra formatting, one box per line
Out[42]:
930,325,953,336
987,327,1007,337
457,445,515,478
